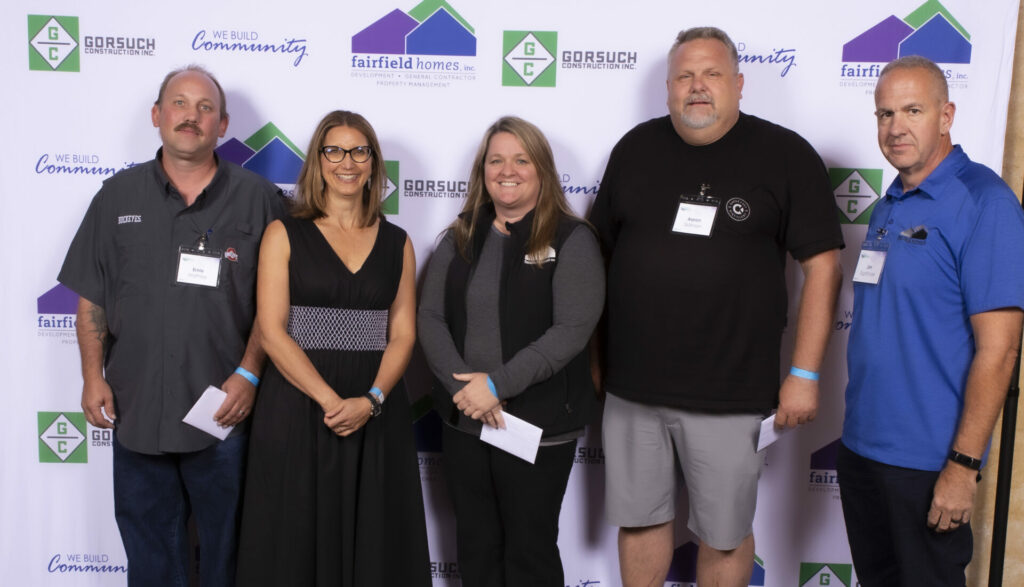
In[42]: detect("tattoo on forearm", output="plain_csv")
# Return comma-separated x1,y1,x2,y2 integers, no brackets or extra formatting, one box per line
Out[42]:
87,304,109,348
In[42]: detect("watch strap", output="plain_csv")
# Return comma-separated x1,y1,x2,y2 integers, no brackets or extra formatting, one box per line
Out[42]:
364,391,382,417
948,449,982,471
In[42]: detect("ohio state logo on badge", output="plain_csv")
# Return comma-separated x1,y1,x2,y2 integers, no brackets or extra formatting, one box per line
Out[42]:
224,248,239,262
726,197,750,222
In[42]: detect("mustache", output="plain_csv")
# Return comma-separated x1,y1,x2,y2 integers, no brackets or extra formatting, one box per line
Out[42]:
174,121,203,135
685,93,713,105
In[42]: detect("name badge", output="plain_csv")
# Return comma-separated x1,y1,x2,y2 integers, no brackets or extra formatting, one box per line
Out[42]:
852,244,887,285
672,195,720,237
177,247,222,288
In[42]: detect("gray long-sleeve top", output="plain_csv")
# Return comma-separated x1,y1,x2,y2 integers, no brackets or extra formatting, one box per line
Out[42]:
417,223,605,435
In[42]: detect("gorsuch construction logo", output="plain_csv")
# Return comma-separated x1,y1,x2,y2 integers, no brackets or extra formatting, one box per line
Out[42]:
383,161,400,215
28,15,79,72
503,31,557,87
29,14,157,72
840,1,971,89
351,1,477,87
39,412,88,463
799,562,852,587
831,168,883,225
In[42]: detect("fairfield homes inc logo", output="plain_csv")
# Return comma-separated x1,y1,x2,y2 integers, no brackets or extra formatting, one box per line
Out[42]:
831,168,883,225
216,122,303,195
37,284,78,343
28,15,79,72
808,439,841,496
840,0,971,89
350,0,477,88
39,412,88,463
503,31,557,87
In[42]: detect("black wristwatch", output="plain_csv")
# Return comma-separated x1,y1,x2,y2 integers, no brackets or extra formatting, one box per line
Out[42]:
364,391,382,418
948,450,983,481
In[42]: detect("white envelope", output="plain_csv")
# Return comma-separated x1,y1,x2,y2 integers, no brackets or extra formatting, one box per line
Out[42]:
182,385,234,440
757,413,792,452
480,411,543,464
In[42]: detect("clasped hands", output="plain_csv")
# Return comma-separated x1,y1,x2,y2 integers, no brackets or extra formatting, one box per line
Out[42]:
453,372,505,429
321,394,372,437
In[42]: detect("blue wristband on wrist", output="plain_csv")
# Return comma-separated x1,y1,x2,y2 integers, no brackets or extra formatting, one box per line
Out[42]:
485,376,498,398
235,366,260,386
370,386,384,401
790,366,819,381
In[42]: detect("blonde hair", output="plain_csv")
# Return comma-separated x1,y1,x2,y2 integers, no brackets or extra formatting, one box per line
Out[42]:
452,116,581,264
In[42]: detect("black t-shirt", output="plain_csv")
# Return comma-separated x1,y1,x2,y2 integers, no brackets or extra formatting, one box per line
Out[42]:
58,151,286,453
590,113,843,412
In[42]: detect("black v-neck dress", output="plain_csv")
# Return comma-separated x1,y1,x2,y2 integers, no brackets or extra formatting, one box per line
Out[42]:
236,216,429,586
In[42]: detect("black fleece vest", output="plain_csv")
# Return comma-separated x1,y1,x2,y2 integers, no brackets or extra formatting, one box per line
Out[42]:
434,206,596,437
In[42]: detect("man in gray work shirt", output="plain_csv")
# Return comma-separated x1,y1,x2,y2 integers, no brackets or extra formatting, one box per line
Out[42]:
58,65,285,586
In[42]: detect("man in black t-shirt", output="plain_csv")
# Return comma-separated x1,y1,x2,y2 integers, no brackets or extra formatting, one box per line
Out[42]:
590,27,843,587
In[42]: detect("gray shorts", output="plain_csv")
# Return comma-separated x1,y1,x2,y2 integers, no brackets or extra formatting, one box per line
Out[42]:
602,392,764,550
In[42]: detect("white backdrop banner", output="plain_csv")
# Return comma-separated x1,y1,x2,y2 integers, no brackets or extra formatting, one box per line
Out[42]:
2,1,1018,585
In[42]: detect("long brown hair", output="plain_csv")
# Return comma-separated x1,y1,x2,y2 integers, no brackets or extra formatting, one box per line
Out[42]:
452,116,581,264
292,110,385,227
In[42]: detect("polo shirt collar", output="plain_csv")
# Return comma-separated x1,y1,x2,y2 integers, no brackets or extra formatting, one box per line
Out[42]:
884,144,967,201
151,148,227,203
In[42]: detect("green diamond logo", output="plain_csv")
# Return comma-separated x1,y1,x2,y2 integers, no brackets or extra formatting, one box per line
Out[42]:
503,31,557,87
382,160,400,215
831,168,882,224
38,412,87,463
799,562,852,586
29,15,80,72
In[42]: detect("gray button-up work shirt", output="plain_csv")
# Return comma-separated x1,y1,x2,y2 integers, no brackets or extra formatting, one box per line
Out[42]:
59,150,286,454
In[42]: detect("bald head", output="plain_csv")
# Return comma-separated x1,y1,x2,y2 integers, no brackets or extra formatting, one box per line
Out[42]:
875,56,948,105
155,65,228,121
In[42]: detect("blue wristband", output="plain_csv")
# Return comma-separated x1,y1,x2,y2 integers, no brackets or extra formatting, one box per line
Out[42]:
790,366,819,381
234,366,259,386
370,386,384,401
485,376,498,398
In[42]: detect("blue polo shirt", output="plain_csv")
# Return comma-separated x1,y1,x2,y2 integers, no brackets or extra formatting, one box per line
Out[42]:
844,146,1024,471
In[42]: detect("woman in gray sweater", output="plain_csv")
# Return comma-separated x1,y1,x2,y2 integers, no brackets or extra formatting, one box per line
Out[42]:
418,116,605,587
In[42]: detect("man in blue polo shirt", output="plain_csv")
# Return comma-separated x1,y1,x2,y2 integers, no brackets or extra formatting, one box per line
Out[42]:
840,55,1024,586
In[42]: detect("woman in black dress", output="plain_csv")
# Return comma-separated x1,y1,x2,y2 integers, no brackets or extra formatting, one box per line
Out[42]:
236,110,430,586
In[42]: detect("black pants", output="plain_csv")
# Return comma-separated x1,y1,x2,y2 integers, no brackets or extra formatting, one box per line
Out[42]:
837,442,972,587
442,425,577,587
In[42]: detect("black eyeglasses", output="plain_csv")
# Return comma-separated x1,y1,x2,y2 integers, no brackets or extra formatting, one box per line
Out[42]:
320,145,372,163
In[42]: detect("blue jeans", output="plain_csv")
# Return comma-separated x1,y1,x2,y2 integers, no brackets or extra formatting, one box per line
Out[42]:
113,433,247,587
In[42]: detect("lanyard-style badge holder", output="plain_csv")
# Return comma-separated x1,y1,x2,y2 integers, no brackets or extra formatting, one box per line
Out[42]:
176,230,223,288
672,183,720,237
852,228,889,285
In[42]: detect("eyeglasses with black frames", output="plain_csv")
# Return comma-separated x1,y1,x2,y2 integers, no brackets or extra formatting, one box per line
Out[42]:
320,145,372,163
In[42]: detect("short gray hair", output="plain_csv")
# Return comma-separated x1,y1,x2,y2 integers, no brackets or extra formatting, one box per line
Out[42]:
878,55,949,103
668,27,739,72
